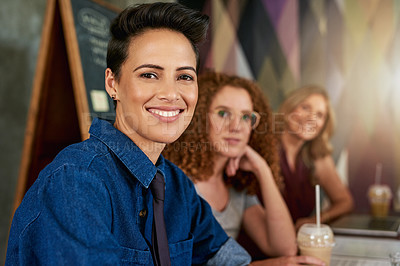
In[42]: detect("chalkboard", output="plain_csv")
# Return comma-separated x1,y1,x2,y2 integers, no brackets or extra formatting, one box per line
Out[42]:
12,0,120,214
70,0,117,120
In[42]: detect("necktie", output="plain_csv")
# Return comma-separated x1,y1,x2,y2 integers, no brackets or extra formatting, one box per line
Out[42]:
150,172,171,266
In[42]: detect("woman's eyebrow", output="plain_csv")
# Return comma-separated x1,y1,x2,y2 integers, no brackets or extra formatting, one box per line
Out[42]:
133,64,163,72
214,105,253,113
133,64,196,73
214,105,230,110
177,66,196,73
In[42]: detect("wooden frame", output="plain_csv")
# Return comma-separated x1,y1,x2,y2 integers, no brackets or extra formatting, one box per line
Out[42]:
12,0,119,214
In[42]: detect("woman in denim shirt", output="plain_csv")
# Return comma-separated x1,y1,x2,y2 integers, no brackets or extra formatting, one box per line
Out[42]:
6,3,251,265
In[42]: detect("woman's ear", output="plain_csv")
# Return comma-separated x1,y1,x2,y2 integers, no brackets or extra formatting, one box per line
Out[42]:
105,68,119,100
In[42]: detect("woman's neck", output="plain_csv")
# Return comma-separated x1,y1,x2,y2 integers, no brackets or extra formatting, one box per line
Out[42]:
113,118,165,164
196,154,227,186
196,154,230,212
210,154,229,180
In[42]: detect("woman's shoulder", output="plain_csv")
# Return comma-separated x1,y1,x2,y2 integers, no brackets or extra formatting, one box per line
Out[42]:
314,154,339,182
314,154,335,168
56,138,108,161
38,139,113,182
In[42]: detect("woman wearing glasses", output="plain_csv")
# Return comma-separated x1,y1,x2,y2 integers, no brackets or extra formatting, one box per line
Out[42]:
163,71,324,265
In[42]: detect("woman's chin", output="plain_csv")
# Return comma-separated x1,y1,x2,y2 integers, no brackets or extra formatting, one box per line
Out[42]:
157,135,180,144
217,148,244,158
153,127,187,144
298,132,318,141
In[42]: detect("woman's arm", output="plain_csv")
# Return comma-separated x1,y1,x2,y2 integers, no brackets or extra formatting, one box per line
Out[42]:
226,146,297,257
295,155,354,230
250,255,326,266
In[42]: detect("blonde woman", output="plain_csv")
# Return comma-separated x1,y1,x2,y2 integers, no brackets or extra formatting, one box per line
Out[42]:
277,85,354,230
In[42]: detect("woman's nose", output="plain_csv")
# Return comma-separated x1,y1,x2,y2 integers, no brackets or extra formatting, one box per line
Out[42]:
306,111,316,120
228,115,242,132
158,80,179,101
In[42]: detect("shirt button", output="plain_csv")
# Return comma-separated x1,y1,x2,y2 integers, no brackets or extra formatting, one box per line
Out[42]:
139,209,147,218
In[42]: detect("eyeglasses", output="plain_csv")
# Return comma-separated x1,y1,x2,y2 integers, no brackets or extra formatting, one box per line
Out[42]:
211,108,261,129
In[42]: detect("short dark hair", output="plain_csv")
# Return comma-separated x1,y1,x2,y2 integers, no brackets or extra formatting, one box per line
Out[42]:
107,2,209,82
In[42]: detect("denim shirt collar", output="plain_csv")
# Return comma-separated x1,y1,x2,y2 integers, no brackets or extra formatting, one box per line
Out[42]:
89,118,166,188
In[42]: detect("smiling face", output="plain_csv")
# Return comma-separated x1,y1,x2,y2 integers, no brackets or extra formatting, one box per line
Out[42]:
105,29,198,149
286,93,328,141
208,86,254,157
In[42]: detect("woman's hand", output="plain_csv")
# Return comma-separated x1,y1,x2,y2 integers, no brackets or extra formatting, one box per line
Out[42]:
225,145,269,178
250,255,326,266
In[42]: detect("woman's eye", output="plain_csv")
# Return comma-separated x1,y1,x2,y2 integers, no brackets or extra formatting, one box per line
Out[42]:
140,73,157,79
301,104,310,111
178,74,194,81
217,110,230,118
242,114,251,121
317,112,325,120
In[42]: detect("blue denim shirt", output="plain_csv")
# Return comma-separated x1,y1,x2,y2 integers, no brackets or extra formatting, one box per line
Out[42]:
6,118,250,265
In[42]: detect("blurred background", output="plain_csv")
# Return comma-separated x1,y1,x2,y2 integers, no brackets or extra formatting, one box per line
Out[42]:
2,0,400,263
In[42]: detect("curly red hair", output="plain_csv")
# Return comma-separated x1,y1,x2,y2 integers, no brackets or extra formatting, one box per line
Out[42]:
163,70,283,194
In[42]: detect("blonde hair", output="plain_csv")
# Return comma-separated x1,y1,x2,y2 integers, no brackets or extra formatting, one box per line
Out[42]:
278,85,335,179
163,70,283,193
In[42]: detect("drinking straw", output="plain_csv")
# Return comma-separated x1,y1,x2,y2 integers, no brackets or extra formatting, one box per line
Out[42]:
375,163,382,185
316,184,320,227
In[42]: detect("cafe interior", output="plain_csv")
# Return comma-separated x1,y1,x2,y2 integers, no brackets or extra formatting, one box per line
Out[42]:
2,0,400,265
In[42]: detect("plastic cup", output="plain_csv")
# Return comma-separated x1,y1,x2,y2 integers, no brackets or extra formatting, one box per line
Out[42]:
368,184,392,218
297,223,335,266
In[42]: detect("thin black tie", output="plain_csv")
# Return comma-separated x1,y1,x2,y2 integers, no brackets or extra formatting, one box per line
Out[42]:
150,172,171,266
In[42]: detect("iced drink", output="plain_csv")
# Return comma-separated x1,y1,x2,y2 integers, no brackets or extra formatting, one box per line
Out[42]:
368,184,392,218
297,223,335,266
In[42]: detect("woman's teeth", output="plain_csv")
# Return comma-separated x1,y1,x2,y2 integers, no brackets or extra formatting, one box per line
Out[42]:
150,109,180,117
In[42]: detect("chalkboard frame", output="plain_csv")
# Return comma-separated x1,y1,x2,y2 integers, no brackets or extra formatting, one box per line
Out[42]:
12,0,120,215
61,0,119,128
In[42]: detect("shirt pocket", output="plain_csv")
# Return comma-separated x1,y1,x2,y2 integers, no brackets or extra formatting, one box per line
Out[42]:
118,234,194,265
118,246,151,265
169,233,194,265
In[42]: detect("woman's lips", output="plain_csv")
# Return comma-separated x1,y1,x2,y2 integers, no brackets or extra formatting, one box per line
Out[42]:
148,108,183,122
224,138,241,145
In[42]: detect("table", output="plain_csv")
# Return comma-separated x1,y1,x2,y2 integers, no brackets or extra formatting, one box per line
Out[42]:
330,235,400,265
